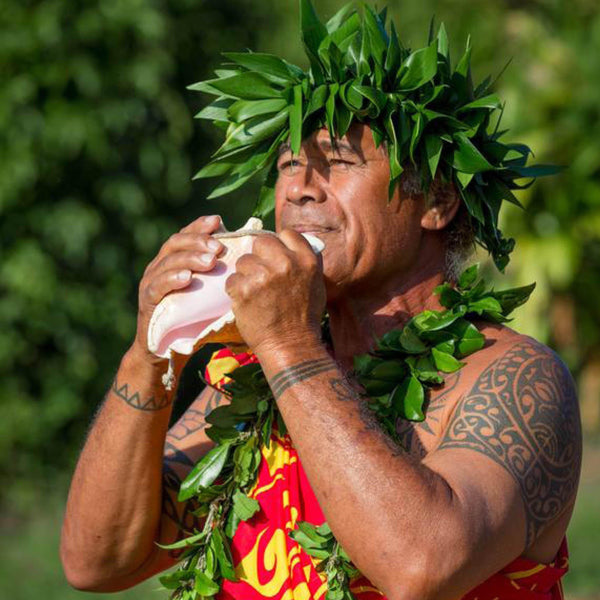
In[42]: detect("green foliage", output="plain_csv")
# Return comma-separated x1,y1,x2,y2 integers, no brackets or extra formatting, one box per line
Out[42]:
189,0,560,271
354,264,534,437
0,0,290,501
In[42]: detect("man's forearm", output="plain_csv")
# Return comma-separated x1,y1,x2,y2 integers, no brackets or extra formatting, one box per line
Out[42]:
257,340,457,600
60,347,178,590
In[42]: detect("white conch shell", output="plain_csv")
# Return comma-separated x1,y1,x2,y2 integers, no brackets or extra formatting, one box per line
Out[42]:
147,217,324,388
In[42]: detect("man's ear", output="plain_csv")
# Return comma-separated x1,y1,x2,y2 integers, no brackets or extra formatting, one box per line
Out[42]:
420,178,461,231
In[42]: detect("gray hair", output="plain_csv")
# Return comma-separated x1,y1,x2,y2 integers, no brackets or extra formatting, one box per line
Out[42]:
400,163,476,282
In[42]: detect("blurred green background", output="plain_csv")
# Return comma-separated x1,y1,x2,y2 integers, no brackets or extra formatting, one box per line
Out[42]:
1,0,599,598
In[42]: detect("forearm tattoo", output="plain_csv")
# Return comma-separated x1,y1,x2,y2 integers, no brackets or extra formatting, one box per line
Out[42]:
270,358,336,399
161,389,225,550
438,340,582,547
111,378,172,411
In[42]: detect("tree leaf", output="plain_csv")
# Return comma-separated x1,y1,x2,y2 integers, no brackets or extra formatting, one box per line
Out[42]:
431,348,464,373
156,530,206,551
178,443,231,501
458,263,479,290
467,296,503,315
193,73,284,100
228,98,288,122
457,94,502,113
452,132,494,173
493,283,536,316
425,135,443,179
233,490,261,521
391,376,425,421
194,572,221,597
290,85,303,154
369,359,407,381
211,528,237,582
300,0,328,61
397,40,438,90
399,325,428,353
222,52,300,84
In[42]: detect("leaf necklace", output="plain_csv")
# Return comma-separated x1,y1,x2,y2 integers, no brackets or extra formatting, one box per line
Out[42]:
159,264,534,600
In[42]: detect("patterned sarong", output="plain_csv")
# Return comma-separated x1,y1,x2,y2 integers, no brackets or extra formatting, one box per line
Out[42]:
205,349,569,600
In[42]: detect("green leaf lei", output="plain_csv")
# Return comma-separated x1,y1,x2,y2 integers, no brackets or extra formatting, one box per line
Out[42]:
160,264,534,600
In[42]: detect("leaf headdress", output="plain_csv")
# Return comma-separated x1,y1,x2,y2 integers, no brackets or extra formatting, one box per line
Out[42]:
189,0,559,271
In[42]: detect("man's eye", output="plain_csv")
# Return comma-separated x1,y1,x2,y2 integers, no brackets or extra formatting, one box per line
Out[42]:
328,158,354,170
278,159,302,172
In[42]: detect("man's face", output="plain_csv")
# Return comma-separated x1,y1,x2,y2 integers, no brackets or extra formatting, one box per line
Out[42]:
275,123,426,299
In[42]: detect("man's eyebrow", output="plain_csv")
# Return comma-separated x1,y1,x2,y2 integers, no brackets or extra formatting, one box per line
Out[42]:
318,139,359,155
278,142,291,156
277,139,360,156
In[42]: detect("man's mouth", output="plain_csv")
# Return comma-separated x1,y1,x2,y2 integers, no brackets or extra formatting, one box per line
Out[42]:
290,224,336,234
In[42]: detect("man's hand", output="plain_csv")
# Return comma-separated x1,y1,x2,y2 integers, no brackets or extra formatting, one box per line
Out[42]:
131,214,225,365
225,229,326,355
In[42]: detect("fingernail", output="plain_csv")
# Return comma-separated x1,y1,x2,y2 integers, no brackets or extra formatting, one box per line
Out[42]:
207,239,221,251
200,253,214,264
177,270,191,281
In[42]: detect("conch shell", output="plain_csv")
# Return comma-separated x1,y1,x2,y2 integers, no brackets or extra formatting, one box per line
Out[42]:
147,217,325,388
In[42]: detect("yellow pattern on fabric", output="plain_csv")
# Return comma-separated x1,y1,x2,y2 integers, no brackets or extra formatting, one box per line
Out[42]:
235,528,326,600
505,564,546,580
206,355,241,388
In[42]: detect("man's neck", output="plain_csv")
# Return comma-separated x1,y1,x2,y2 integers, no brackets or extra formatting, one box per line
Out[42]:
327,260,447,370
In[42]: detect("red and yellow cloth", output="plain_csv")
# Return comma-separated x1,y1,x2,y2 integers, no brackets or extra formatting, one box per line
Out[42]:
205,348,569,600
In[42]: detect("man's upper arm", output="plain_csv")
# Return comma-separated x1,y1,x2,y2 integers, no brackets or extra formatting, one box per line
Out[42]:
423,339,581,591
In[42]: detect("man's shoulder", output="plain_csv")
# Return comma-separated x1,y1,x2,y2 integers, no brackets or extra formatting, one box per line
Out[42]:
470,326,577,404
437,326,582,545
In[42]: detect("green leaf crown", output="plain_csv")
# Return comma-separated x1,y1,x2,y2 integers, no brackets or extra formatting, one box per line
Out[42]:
189,0,560,271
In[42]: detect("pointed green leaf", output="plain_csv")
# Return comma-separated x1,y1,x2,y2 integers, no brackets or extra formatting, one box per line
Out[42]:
452,132,494,173
300,0,328,57
437,23,449,60
192,73,284,100
194,572,221,596
425,135,443,180
156,530,206,551
195,98,234,121
457,94,502,113
178,443,232,501
228,98,288,122
493,283,536,316
222,52,300,84
211,528,237,582
397,40,438,91
290,85,303,154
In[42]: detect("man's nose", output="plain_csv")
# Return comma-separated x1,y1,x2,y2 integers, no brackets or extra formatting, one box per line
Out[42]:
285,173,327,206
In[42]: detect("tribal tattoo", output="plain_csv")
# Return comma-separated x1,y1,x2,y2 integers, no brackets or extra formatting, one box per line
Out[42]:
396,371,463,459
111,378,172,411
438,340,582,547
270,358,336,399
160,388,226,553
162,440,199,555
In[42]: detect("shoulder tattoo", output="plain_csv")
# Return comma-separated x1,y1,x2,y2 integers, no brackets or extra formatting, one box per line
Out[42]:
438,340,582,547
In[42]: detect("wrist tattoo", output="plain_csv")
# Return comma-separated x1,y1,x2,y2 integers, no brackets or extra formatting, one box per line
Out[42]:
270,358,336,399
111,378,173,411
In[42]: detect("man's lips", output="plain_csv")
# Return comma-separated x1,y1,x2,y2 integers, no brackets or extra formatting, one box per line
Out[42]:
289,224,337,234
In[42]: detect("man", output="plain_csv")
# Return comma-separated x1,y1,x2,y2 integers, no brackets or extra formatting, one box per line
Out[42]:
60,3,582,600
